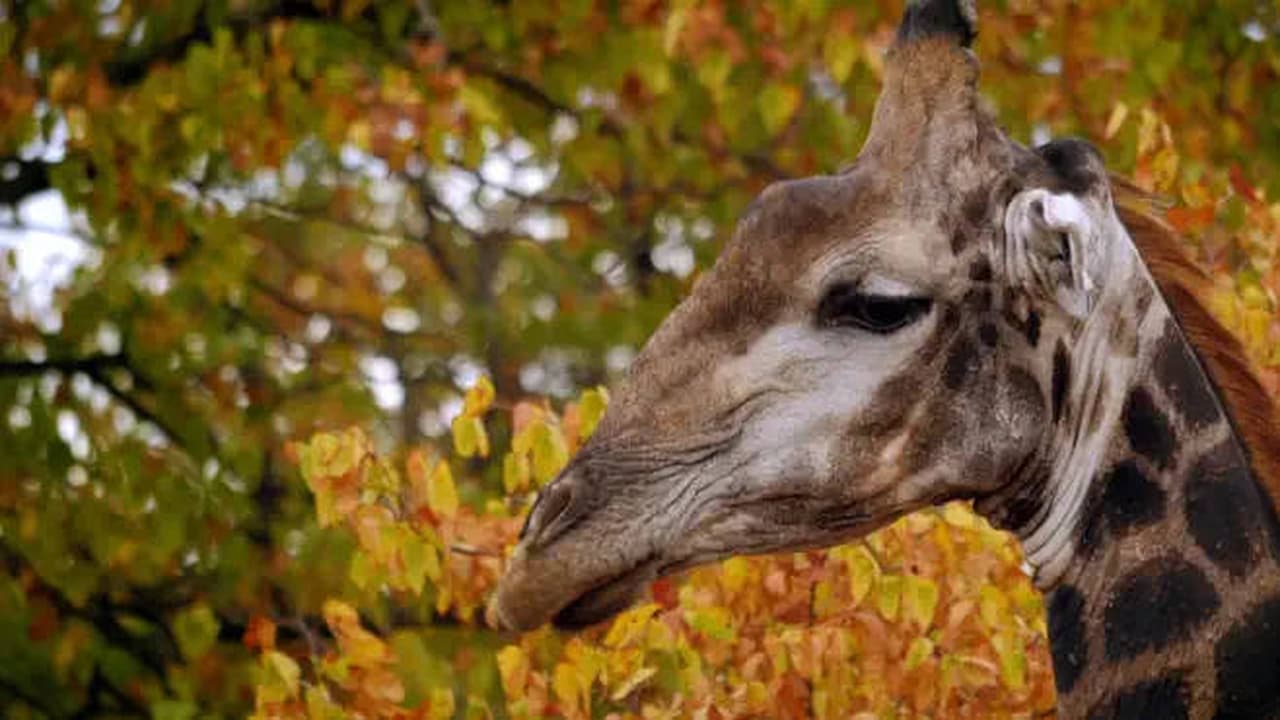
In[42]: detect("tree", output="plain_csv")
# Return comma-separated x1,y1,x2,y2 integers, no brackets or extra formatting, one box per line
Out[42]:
0,0,1276,717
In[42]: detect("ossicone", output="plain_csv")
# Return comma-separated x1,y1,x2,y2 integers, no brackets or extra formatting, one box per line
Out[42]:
896,0,978,48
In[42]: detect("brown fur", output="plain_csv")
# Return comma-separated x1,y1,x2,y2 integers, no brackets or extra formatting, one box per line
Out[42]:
1113,180,1280,507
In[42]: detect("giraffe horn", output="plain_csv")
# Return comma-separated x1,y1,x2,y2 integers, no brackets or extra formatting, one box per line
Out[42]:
895,0,978,48
857,0,987,174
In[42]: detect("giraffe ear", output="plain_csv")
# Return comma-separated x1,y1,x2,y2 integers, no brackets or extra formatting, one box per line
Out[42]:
1000,137,1132,319
1001,188,1114,319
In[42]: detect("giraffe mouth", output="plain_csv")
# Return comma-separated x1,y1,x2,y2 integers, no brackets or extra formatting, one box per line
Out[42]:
551,554,663,629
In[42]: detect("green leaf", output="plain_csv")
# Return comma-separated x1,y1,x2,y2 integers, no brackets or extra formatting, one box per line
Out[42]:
173,604,219,660
349,551,378,590
687,606,735,642
150,700,198,720
460,84,503,126
758,82,802,136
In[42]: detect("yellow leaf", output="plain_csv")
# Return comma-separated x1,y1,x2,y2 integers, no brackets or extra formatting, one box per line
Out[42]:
263,650,300,698
813,577,838,618
604,603,661,648
401,531,440,594
688,606,735,641
452,414,479,457
1104,101,1129,140
992,631,1027,690
1151,147,1180,192
348,118,372,150
429,687,456,720
552,662,580,715
463,376,496,416
758,82,801,136
696,50,732,99
334,427,370,477
496,645,530,695
904,637,934,671
352,505,393,561
300,432,336,481
349,552,377,590
846,545,879,606
311,478,337,528
475,418,490,457
323,600,390,666
502,452,531,494
459,84,502,126
364,458,400,495
662,7,687,55
941,501,977,528
721,556,751,593
610,666,657,702
577,387,609,440
875,574,902,621
435,581,453,616
645,615,676,651
363,666,406,703
979,584,1009,629
902,575,940,630
322,598,359,630
407,447,430,506
824,34,858,83
305,685,336,720
427,461,459,518
531,424,569,484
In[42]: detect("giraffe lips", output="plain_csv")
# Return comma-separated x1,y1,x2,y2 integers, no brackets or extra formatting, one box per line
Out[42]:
551,556,662,629
487,549,663,632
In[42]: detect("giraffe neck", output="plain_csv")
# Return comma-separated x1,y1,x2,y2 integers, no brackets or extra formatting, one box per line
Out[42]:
997,293,1280,718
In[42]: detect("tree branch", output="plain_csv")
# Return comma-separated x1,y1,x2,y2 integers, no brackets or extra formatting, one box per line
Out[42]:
0,354,125,377
0,543,177,690
0,676,65,720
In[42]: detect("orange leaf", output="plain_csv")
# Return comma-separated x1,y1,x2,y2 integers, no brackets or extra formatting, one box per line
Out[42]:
243,616,277,652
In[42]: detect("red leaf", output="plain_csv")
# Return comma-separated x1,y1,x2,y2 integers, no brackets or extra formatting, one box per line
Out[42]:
1166,206,1214,232
650,577,678,611
1230,165,1261,204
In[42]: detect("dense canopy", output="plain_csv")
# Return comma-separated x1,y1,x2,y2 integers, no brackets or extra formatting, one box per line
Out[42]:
1,1,1278,718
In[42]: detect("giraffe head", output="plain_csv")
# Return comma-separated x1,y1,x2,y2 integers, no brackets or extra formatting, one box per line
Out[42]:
489,0,1146,632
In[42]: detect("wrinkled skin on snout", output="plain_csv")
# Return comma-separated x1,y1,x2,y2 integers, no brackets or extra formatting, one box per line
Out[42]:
487,5,1121,633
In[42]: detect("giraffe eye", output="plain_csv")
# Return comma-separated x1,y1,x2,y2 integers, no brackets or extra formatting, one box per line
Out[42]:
817,284,933,334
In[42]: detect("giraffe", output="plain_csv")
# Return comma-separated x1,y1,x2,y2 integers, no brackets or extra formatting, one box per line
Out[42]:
487,1,1280,717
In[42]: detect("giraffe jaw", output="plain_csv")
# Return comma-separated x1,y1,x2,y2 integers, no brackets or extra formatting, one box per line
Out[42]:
487,495,902,632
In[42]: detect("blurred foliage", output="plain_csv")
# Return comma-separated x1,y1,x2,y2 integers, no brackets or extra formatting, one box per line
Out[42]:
0,0,1277,718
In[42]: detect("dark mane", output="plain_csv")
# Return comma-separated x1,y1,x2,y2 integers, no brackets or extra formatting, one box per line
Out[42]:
1113,179,1280,504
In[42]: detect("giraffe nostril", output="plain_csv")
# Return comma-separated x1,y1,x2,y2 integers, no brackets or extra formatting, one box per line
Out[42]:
519,475,581,548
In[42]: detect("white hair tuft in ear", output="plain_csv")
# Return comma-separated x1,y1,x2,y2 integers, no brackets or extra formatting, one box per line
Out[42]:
1002,188,1132,319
